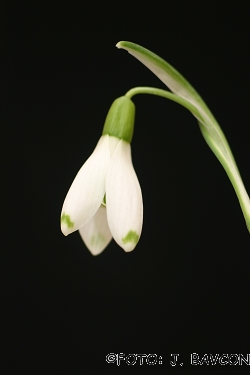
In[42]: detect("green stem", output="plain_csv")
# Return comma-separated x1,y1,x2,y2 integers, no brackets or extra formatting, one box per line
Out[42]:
125,87,201,118
125,86,250,232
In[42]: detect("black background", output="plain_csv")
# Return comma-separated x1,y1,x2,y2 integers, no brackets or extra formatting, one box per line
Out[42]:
2,1,250,372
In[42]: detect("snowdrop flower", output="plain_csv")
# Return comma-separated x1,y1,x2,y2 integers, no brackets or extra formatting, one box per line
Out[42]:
61,97,143,255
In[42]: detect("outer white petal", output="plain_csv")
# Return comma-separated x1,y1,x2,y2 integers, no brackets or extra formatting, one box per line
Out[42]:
61,135,110,236
106,140,143,252
78,205,112,256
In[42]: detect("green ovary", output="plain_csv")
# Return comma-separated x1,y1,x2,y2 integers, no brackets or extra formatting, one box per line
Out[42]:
122,230,139,245
61,213,74,228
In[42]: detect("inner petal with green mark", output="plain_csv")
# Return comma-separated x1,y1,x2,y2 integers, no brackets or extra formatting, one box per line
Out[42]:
61,213,74,228
122,230,139,245
102,194,106,206
91,234,106,247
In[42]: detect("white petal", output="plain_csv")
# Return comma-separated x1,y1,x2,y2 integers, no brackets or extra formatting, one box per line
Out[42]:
106,140,143,252
78,205,112,255
61,135,110,236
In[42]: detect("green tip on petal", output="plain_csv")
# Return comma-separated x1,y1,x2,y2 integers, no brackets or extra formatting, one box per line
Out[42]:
61,213,74,229
122,230,139,245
